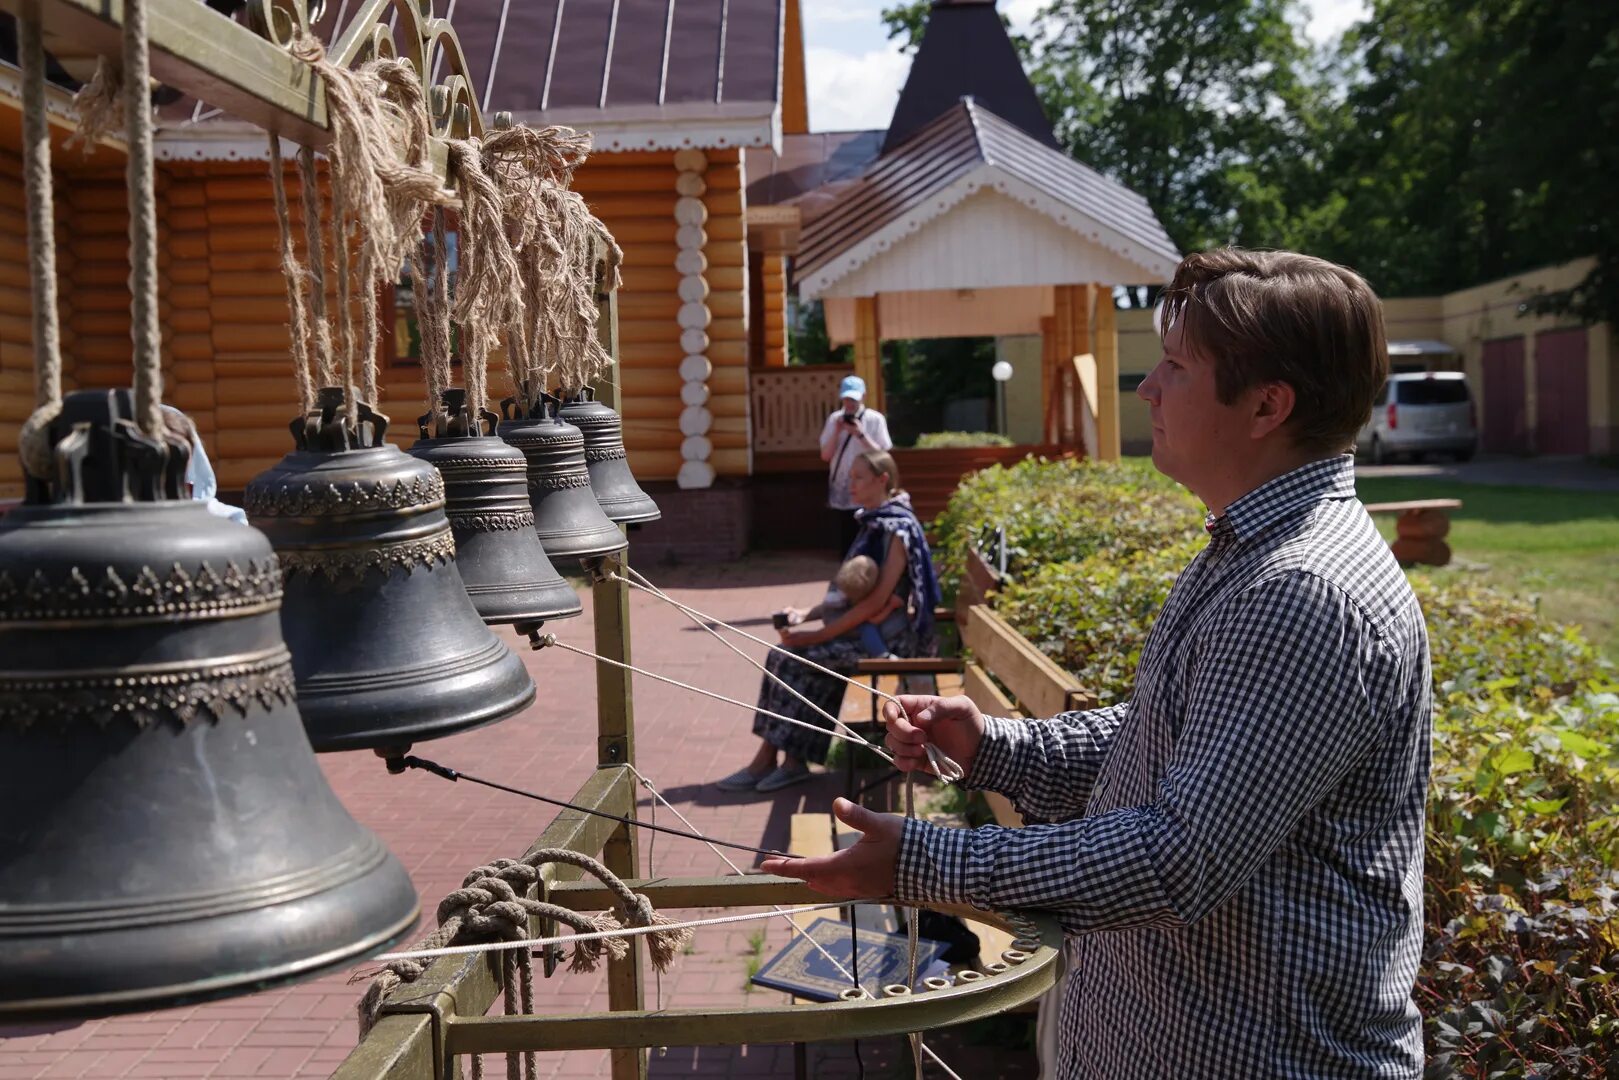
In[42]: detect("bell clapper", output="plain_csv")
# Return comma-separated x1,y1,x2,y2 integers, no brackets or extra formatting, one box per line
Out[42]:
582,554,614,585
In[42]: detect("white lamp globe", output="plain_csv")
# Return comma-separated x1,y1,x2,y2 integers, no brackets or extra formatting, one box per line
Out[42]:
991,360,1014,383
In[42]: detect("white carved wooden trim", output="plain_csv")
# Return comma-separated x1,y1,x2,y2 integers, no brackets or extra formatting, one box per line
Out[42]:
672,148,715,489
748,366,855,453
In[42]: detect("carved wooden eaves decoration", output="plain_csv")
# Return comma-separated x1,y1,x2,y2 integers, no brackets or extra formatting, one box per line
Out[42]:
0,0,493,177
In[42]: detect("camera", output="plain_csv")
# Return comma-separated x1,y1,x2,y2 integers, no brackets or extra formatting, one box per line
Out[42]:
840,413,859,426
772,612,790,630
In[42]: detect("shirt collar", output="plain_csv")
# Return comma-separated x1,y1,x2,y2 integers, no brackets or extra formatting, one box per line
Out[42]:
1207,455,1357,544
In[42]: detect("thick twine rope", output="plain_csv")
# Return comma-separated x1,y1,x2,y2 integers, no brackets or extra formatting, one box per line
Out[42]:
355,849,691,1043
123,0,163,440
16,0,62,480
269,37,450,425
20,0,175,473
267,135,315,413
408,206,454,416
445,139,523,418
480,125,594,405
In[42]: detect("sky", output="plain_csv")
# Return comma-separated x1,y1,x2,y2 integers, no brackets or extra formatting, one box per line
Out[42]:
803,0,1371,133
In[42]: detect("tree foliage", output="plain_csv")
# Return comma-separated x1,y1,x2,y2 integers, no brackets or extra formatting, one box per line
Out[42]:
879,0,1619,324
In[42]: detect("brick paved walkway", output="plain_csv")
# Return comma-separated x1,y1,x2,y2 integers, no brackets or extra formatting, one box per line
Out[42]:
0,554,1036,1079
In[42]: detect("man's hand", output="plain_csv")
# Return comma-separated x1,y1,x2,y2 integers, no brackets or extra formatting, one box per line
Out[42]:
760,798,900,898
884,694,986,778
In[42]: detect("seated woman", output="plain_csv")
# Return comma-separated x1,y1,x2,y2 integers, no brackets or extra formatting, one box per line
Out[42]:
715,450,941,794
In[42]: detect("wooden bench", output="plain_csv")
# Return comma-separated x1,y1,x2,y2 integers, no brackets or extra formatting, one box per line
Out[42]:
1362,498,1462,566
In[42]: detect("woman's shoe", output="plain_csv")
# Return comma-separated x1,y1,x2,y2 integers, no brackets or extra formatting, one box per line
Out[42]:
755,765,812,793
714,768,768,792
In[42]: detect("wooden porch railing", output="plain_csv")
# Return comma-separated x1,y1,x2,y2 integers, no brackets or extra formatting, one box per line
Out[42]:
749,364,854,454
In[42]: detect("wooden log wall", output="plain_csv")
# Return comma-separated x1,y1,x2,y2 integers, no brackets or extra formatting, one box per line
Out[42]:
574,148,750,479
761,252,787,368
0,145,760,500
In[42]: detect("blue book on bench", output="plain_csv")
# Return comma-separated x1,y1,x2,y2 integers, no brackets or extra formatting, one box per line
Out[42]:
750,917,950,1002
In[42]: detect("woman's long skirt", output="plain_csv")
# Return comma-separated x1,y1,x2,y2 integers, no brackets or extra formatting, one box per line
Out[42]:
751,626,918,765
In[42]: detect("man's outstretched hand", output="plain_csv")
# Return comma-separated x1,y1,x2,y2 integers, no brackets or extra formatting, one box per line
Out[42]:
883,694,986,778
760,798,901,898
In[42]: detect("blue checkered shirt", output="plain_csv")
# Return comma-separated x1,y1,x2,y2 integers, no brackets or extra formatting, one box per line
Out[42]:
895,456,1430,1078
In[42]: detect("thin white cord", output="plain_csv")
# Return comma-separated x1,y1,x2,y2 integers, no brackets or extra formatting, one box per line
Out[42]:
618,570,901,705
539,636,899,767
375,903,849,962
620,568,965,783
622,566,884,761
625,766,964,1080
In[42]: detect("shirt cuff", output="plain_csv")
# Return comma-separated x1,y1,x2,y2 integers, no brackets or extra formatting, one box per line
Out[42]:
965,715,1025,793
893,817,972,907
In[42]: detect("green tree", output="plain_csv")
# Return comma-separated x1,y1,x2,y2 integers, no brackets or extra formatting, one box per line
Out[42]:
1318,0,1619,322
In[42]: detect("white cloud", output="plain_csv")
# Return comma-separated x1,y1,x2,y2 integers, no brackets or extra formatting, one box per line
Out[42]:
806,43,911,133
1301,0,1369,42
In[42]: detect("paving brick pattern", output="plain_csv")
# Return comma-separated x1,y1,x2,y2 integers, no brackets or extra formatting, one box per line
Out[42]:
0,554,1035,1079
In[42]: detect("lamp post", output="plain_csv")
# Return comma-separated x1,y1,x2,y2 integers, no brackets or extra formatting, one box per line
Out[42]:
991,359,1013,437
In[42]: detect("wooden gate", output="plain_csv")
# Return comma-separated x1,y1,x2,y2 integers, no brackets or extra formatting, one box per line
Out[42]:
1480,337,1527,453
1534,327,1590,455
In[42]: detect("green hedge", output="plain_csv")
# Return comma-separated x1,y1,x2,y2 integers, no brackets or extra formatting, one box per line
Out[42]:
936,459,1619,1075
913,431,1014,449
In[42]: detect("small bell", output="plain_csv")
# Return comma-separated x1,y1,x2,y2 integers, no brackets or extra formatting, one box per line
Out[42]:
497,388,626,566
0,389,418,1018
246,388,535,754
411,389,582,625
559,388,660,526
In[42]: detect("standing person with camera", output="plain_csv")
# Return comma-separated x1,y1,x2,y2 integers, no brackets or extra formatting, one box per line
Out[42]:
821,374,893,555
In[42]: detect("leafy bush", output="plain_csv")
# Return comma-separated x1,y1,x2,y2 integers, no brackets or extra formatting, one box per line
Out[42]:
932,459,1619,1075
914,431,1014,449
996,541,1200,704
930,456,1203,592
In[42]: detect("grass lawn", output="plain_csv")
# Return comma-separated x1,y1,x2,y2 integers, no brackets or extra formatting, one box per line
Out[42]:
1355,476,1619,662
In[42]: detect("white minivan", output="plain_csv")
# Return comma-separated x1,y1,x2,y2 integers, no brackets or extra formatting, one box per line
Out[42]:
1355,372,1477,464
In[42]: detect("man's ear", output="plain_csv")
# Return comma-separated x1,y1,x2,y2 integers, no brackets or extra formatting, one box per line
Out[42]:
1249,381,1296,440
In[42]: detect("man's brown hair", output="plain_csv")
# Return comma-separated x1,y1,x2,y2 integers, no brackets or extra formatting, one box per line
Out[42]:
1160,248,1388,454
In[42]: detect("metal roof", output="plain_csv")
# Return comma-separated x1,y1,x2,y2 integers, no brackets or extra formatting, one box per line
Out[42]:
796,98,1180,287
156,0,786,153
743,130,883,208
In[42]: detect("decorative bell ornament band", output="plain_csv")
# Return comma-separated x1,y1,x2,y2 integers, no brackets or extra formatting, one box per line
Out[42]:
0,389,419,1019
410,389,582,626
559,387,660,526
497,386,627,565
246,387,535,754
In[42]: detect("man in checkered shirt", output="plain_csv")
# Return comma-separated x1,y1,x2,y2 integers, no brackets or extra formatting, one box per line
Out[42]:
764,249,1431,1078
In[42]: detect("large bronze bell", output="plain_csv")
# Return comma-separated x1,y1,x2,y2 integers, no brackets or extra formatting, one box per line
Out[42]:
559,388,660,526
0,389,419,1018
410,389,582,625
246,387,535,754
497,388,627,565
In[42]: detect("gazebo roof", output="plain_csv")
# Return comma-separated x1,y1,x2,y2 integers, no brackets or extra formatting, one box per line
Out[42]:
796,99,1180,298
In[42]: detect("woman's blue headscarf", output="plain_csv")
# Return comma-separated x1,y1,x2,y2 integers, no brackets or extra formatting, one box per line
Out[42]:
849,497,942,645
